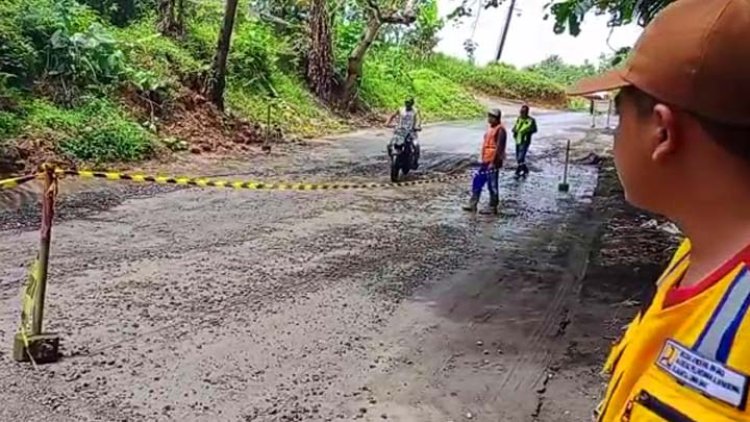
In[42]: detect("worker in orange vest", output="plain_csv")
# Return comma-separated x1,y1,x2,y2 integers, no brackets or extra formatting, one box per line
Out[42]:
463,108,507,214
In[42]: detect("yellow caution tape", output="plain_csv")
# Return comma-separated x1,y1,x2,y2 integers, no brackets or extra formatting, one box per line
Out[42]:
61,169,474,191
18,256,41,367
19,255,41,337
0,173,40,190
2,166,493,192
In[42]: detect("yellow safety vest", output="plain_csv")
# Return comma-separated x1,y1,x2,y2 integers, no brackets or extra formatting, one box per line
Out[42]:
596,238,750,422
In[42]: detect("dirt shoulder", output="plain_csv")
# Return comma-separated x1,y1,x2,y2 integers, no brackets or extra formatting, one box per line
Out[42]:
538,147,680,421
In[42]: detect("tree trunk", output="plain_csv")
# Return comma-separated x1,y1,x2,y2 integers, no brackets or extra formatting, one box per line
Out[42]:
177,0,185,34
339,0,418,107
114,0,135,26
157,0,185,37
307,0,334,103
342,16,382,107
209,0,240,110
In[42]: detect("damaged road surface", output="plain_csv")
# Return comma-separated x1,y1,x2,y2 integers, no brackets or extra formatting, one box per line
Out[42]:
0,113,613,421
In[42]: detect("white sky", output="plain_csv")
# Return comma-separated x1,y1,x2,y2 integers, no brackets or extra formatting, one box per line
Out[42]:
436,0,643,67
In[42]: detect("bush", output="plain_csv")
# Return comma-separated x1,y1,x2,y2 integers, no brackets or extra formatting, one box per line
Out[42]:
60,117,152,162
114,17,205,84
24,98,153,162
229,21,292,94
0,0,100,85
0,110,23,138
46,22,127,91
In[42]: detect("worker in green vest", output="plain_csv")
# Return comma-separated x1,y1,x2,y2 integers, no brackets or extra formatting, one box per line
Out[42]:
512,105,538,180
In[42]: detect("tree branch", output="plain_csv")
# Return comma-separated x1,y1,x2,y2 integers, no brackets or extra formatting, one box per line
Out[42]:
253,10,301,28
363,0,418,25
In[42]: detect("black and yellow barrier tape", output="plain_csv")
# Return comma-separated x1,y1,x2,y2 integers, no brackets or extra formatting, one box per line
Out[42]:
60,169,473,191
0,173,41,190
1,166,492,192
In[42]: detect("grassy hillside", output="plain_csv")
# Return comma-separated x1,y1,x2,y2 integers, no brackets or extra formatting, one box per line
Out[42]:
426,55,567,106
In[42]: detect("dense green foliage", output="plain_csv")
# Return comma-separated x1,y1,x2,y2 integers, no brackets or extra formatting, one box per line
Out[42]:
426,55,567,105
358,49,485,120
525,55,596,86
37,100,153,162
0,0,593,165
0,0,155,163
547,0,671,36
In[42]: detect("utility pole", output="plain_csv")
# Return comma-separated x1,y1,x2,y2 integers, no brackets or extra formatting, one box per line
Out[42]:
495,0,517,62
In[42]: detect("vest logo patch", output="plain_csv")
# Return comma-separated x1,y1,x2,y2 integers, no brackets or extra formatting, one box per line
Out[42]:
657,339,749,409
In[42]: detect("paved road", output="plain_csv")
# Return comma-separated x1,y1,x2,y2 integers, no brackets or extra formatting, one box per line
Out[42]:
0,112,611,422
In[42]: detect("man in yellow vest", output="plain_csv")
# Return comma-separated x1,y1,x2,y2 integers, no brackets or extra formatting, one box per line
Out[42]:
512,104,537,180
567,0,750,420
463,108,507,215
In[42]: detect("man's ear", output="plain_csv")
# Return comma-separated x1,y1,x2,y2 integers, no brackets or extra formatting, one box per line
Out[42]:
651,104,679,162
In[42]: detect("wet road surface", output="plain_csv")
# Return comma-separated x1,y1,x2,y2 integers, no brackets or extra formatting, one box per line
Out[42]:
0,112,612,421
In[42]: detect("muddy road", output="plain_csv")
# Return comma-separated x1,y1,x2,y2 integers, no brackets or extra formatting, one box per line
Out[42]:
1,113,625,422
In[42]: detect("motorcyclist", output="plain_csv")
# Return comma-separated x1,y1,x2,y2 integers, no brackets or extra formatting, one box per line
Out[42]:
386,97,422,169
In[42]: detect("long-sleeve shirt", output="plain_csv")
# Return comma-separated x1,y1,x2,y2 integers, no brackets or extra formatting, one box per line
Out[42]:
494,126,507,167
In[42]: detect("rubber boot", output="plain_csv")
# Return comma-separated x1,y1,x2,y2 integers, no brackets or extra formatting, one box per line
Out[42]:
479,205,499,215
462,196,479,212
480,195,499,215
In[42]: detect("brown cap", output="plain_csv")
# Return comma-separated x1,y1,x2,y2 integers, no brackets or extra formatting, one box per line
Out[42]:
567,0,750,126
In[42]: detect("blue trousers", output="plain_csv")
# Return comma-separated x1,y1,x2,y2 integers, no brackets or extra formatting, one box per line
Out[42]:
515,141,530,177
471,164,499,206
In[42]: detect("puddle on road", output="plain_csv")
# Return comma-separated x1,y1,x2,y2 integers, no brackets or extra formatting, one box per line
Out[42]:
418,149,598,230
407,142,601,325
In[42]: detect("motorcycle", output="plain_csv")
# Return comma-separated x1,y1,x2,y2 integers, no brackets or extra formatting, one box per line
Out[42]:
387,127,421,183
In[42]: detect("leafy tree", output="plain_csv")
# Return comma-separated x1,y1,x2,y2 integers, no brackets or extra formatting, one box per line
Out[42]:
340,0,421,106
445,0,505,24
458,39,475,64
545,0,673,36
445,0,671,37
403,0,443,58
252,0,310,26
596,47,631,70
524,54,596,86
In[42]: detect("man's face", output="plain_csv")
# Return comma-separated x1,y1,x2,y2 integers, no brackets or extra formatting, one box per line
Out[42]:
488,115,499,125
520,106,529,117
613,91,664,211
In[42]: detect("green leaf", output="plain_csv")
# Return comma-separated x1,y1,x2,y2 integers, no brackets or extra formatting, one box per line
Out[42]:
50,29,67,49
